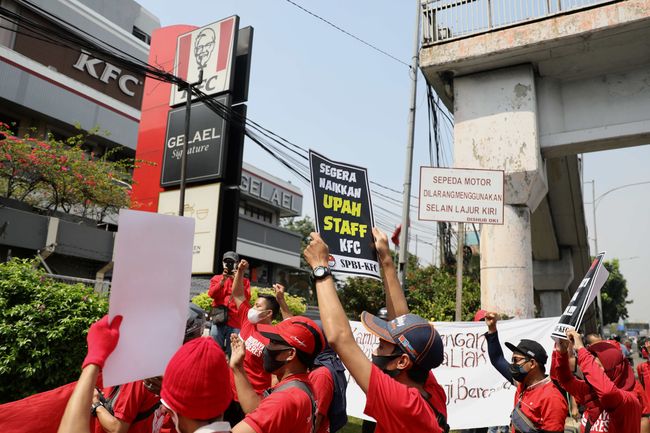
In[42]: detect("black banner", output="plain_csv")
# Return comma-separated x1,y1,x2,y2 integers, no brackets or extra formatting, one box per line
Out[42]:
161,97,229,187
552,252,609,341
309,150,379,279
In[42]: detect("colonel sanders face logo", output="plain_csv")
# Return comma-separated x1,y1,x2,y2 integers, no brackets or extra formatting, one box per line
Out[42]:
194,28,216,70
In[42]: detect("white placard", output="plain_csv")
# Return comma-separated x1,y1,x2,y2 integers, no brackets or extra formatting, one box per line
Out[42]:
158,183,220,274
103,209,195,387
345,316,558,429
419,167,504,224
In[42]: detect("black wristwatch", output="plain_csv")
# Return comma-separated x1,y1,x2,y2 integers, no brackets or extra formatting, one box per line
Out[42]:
91,401,104,417
312,265,332,280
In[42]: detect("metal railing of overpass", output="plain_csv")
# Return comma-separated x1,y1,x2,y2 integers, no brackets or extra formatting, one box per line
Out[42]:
422,0,615,44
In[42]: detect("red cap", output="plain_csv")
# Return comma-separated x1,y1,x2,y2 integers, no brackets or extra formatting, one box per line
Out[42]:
161,337,232,420
473,309,488,322
258,316,325,358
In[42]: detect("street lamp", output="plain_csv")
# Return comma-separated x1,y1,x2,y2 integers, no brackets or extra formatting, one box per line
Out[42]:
585,179,650,332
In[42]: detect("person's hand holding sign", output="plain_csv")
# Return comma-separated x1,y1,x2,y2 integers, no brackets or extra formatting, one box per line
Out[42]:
566,330,585,351
304,232,330,268
485,312,499,334
372,227,390,262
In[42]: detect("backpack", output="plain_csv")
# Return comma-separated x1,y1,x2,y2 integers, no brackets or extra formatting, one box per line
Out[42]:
313,348,348,433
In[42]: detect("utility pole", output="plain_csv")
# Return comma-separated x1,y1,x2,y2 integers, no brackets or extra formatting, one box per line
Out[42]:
455,222,464,321
398,0,421,285
178,71,203,216
589,179,604,334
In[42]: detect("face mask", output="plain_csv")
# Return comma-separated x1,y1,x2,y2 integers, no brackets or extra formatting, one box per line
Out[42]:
247,308,268,324
509,361,530,382
263,347,291,373
371,353,402,378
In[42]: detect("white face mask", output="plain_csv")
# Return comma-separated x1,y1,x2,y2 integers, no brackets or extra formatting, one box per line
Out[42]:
247,308,268,324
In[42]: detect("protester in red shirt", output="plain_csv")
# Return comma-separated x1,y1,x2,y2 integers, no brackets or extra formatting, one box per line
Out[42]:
92,380,161,433
304,230,447,433
309,363,334,433
230,316,325,433
224,258,280,424
554,330,641,433
208,251,251,356
483,313,567,433
637,340,650,433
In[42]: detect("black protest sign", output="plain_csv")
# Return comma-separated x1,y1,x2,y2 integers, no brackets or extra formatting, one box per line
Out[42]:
309,150,380,279
161,97,229,187
552,252,609,341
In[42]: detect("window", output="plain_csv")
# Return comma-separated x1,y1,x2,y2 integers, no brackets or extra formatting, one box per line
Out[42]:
132,26,151,45
239,201,274,224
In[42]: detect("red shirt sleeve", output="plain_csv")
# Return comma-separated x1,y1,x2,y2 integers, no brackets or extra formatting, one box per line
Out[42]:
309,367,334,417
551,350,590,403
208,275,226,306
577,348,624,409
109,381,158,423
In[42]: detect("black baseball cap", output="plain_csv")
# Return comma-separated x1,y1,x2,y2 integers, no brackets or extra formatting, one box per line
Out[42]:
505,339,548,366
361,312,444,370
223,251,239,262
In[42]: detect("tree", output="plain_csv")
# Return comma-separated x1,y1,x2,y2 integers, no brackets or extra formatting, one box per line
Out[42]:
338,257,481,321
281,216,315,269
0,122,139,222
0,259,108,402
601,259,631,325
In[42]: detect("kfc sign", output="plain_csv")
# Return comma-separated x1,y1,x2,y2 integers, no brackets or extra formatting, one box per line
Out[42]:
170,16,239,106
73,51,141,97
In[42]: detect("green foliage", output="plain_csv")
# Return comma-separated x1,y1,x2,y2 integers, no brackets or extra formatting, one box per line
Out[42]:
191,292,212,311
252,287,307,317
191,286,307,318
0,122,141,222
0,258,108,403
405,265,480,322
339,262,480,321
601,259,631,325
281,216,315,269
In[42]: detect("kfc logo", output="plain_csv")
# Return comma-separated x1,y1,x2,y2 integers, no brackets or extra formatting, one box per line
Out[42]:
170,16,239,106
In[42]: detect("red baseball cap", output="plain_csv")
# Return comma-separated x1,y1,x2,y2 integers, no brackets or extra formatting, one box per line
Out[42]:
258,316,325,359
473,309,488,322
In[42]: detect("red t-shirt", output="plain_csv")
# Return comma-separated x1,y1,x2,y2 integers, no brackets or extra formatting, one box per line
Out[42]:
637,362,650,415
94,381,160,433
229,302,272,400
364,364,444,433
577,347,641,433
243,374,314,433
634,380,650,416
511,376,567,433
208,274,251,329
309,367,334,433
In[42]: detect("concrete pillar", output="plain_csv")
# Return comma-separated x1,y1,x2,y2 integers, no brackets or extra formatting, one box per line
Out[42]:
480,205,534,317
454,64,547,319
534,248,574,317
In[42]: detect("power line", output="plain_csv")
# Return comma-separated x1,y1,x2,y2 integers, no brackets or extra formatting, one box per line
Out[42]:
283,0,411,68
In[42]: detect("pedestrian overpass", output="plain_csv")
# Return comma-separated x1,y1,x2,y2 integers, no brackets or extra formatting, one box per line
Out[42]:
419,0,650,323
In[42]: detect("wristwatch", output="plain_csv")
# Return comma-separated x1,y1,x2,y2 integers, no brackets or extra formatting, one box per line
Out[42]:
312,265,332,280
91,401,104,417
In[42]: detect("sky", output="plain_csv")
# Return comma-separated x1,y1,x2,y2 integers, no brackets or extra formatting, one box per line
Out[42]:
136,1,650,323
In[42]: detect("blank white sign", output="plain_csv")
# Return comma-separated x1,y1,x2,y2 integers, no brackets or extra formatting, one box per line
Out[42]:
103,209,195,387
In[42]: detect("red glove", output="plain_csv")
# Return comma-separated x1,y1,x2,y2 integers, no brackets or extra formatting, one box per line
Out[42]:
82,315,123,369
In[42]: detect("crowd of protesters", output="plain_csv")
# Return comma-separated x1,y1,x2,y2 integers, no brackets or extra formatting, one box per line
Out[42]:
4,229,649,433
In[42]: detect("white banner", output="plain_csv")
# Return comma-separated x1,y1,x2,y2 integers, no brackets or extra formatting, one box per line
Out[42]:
345,316,559,429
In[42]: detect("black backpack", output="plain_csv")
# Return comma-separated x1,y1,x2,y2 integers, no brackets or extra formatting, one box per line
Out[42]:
313,348,348,433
